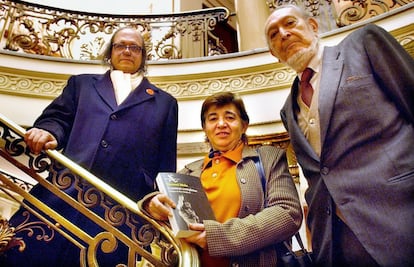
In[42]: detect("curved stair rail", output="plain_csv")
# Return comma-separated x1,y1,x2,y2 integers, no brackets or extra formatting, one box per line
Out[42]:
0,112,200,267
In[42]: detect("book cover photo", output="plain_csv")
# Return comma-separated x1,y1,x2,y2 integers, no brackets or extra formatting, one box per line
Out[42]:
155,172,216,238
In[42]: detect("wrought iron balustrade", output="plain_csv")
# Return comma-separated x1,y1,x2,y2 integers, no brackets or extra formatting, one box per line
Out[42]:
266,0,413,32
0,112,199,266
0,0,230,61
0,0,412,62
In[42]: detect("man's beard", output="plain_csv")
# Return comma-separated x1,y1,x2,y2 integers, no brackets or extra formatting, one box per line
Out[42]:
285,39,318,72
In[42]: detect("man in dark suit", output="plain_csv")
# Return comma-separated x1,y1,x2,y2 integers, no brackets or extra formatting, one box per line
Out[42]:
1,27,178,266
265,4,414,267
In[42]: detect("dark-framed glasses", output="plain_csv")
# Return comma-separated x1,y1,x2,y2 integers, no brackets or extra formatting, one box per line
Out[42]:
112,43,143,53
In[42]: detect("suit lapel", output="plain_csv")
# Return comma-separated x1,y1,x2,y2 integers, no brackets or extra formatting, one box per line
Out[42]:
94,74,157,111
282,84,319,161
94,71,117,110
119,78,157,110
281,47,344,172
319,47,344,145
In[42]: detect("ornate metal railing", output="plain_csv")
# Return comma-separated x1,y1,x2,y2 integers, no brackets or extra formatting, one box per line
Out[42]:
266,0,413,32
0,0,230,60
0,0,412,61
0,170,34,192
0,112,200,266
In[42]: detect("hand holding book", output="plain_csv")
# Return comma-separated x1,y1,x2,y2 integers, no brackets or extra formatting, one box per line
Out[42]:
144,193,176,221
184,223,208,249
144,192,208,247
155,172,216,238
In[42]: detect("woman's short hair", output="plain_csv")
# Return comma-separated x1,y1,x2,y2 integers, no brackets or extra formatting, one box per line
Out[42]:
201,92,250,143
102,26,147,74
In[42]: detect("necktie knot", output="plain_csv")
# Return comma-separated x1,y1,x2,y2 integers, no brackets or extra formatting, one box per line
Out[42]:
300,68,314,107
301,68,314,83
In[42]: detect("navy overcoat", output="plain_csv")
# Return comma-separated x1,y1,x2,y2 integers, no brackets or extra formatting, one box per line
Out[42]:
2,71,178,266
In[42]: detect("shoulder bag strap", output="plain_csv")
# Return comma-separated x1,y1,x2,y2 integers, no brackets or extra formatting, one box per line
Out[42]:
254,147,311,259
253,148,267,207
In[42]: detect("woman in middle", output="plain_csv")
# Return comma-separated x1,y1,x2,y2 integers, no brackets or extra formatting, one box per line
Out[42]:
140,92,303,267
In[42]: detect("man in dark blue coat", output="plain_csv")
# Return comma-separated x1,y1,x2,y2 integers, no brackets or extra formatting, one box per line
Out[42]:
1,27,178,266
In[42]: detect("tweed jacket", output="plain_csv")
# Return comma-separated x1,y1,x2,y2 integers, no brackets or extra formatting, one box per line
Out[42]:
280,24,414,267
179,145,302,267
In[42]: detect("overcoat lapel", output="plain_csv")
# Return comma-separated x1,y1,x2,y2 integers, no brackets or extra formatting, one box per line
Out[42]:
120,78,157,110
94,71,117,109
93,73,157,112
318,47,344,147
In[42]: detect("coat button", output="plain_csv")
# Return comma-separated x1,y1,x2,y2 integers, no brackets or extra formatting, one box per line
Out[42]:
101,140,108,148
240,178,246,184
321,167,329,175
244,205,250,212
110,114,117,120
309,118,316,125
326,206,331,215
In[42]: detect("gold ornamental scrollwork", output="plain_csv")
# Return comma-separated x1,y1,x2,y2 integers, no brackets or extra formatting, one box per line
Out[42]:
333,0,412,26
154,66,297,99
0,210,53,254
0,0,230,60
87,231,118,267
0,71,65,98
0,217,24,253
0,64,297,100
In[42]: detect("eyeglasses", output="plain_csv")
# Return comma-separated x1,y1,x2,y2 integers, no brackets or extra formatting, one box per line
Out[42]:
112,43,143,54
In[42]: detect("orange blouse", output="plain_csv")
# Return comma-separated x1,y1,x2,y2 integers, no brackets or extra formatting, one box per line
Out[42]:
199,142,243,266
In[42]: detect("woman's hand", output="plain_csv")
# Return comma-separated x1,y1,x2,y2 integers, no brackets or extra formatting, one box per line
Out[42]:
145,193,176,221
184,223,207,249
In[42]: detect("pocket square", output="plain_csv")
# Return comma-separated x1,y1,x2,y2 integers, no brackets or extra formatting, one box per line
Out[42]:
346,76,365,82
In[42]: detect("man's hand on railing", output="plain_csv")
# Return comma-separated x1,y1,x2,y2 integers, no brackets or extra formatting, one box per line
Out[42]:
24,128,58,154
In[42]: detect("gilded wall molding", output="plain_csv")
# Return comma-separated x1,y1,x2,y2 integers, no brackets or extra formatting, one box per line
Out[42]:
392,24,414,57
0,62,296,100
177,132,290,156
151,64,296,100
0,68,66,99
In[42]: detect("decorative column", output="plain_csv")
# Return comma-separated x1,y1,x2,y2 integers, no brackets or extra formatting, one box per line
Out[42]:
235,0,270,51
